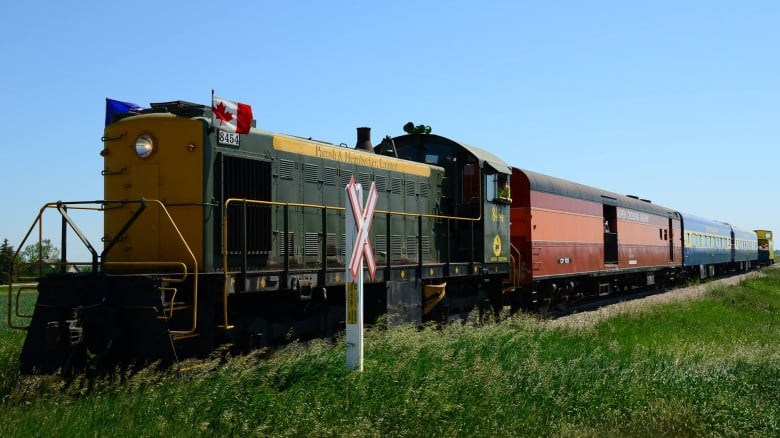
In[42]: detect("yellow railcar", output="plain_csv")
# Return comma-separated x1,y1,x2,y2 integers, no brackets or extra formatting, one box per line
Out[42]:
755,230,774,266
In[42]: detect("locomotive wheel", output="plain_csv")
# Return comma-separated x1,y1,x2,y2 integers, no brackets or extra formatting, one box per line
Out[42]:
537,285,558,314
538,295,553,314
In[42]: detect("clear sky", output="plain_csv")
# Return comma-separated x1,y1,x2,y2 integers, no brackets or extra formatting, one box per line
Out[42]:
1,1,778,259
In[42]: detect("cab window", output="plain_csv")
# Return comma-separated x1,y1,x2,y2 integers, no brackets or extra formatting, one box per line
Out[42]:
487,172,511,203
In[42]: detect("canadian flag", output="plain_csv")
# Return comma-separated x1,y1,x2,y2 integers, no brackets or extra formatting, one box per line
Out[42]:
211,95,253,134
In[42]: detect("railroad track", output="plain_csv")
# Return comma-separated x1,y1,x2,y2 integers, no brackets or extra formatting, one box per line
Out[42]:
545,267,772,327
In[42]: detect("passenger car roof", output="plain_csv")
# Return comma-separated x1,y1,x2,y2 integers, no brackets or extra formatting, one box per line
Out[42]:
517,168,679,218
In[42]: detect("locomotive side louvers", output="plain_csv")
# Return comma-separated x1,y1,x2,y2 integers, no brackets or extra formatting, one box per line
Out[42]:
222,154,272,254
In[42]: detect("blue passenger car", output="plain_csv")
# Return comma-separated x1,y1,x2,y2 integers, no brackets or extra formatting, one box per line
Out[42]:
729,225,758,269
680,213,732,279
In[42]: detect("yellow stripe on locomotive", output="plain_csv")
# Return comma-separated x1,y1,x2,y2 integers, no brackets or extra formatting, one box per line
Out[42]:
273,136,432,178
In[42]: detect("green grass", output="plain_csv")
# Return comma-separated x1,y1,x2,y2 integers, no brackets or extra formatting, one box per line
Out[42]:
1,270,780,436
0,283,37,333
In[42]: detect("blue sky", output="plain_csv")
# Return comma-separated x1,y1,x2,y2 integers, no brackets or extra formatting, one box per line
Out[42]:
1,1,778,259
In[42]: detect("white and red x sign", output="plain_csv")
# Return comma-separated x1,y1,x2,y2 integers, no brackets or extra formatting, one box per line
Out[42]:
346,176,378,280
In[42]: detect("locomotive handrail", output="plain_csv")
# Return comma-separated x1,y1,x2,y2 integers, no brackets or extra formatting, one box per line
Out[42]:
220,196,485,331
56,201,100,273
7,201,105,329
102,262,189,283
221,199,481,228
77,198,199,336
101,199,146,262
13,285,36,319
220,198,344,329
509,243,522,288
6,199,200,336
102,261,189,320
142,199,200,337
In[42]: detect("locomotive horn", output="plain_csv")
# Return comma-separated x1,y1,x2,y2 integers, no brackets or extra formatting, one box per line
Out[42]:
355,127,374,152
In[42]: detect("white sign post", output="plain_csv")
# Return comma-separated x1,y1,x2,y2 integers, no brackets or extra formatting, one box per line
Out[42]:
345,176,378,371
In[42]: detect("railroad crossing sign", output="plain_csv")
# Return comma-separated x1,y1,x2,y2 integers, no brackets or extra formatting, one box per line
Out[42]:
346,176,378,280
345,176,378,372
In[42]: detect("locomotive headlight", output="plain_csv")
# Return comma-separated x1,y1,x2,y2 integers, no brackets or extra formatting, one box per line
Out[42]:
134,134,155,158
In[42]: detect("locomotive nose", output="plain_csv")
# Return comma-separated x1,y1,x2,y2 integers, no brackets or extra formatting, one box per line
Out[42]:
355,127,374,152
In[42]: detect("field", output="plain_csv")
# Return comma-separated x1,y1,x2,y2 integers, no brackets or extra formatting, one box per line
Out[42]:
1,269,779,437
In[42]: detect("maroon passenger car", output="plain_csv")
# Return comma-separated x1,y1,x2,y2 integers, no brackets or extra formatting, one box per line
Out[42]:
508,168,682,309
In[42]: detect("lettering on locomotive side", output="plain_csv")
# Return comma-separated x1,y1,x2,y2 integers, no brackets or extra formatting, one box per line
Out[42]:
616,207,649,223
491,207,505,223
272,136,431,177
315,145,403,171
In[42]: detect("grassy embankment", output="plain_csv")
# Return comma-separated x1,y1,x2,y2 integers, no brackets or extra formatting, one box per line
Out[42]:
1,270,779,437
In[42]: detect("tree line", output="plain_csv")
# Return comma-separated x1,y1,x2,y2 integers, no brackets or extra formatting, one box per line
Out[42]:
0,238,60,284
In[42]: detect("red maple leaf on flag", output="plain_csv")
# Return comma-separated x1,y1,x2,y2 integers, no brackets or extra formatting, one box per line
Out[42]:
213,101,234,123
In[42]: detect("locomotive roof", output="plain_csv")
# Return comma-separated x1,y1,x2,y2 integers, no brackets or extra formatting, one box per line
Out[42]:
392,133,512,174
517,168,679,219
454,141,511,174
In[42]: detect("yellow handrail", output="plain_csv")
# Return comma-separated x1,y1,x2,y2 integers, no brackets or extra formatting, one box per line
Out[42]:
7,202,55,329
6,200,199,336
219,195,486,331
509,243,522,289
102,261,189,283
143,199,199,336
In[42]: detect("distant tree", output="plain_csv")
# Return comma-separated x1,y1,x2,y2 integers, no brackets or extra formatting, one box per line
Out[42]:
21,239,60,263
19,239,61,277
0,238,14,284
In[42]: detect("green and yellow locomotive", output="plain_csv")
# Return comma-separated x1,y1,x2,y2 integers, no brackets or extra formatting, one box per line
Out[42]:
13,100,513,372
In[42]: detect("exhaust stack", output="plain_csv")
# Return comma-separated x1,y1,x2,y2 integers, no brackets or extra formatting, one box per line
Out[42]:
355,127,374,152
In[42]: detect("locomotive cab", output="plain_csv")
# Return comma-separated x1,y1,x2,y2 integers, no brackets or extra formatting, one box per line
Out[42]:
391,133,513,318
393,133,512,267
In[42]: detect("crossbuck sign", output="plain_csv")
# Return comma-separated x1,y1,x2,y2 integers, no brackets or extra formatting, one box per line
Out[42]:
347,177,378,280
345,176,378,371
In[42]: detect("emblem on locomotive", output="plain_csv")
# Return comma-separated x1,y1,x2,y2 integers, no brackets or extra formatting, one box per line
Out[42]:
493,234,502,257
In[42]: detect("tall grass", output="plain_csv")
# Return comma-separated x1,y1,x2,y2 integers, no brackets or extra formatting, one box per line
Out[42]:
1,270,779,437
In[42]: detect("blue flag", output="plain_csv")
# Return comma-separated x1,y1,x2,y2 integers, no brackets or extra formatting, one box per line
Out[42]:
105,98,142,126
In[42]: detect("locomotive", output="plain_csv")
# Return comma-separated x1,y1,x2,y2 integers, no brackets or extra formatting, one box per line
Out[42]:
7,98,766,373
756,230,775,266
